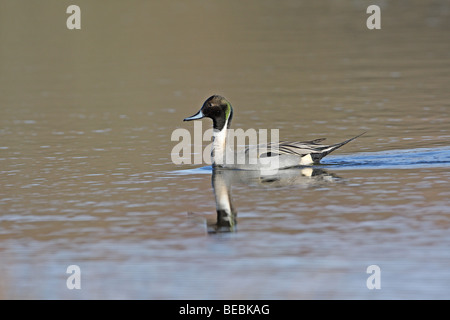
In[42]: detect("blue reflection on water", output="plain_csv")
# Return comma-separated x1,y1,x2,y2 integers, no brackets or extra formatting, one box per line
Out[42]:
321,146,450,170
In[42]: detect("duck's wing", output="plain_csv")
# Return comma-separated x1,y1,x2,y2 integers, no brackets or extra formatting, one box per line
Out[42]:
244,140,326,159
296,138,327,145
249,132,366,163
266,140,330,157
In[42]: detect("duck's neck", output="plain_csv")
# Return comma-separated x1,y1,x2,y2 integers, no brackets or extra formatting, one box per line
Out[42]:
211,119,229,167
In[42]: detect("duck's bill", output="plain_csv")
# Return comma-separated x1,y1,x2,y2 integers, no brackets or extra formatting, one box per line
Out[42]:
183,110,204,121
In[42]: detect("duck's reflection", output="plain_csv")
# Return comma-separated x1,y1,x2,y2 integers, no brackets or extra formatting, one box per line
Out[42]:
207,167,339,233
208,169,237,233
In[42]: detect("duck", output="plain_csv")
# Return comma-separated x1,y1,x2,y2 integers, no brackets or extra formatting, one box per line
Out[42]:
184,95,365,170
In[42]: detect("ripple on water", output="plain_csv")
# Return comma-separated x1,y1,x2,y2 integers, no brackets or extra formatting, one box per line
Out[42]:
322,146,450,170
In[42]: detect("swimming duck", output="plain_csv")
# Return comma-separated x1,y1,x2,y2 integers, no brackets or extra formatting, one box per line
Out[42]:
184,95,364,170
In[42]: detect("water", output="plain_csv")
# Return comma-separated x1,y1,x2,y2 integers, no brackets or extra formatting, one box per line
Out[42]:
1,1,450,299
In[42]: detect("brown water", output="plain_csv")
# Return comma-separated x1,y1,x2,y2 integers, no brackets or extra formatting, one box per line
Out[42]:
1,1,449,299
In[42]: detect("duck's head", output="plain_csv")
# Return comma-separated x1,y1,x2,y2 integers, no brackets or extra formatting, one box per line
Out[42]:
184,95,233,131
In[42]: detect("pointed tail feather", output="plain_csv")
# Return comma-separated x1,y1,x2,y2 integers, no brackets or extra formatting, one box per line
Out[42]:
313,132,366,162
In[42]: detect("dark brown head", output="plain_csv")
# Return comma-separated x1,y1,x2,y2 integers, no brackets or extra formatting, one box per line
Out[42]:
183,95,233,131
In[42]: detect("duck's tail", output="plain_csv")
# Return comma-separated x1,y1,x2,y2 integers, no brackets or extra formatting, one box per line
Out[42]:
313,132,366,163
